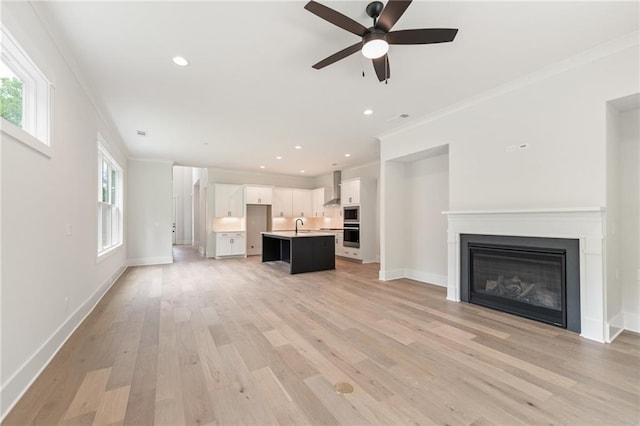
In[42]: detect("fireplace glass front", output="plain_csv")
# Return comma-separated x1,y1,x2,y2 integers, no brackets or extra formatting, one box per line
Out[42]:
469,245,565,327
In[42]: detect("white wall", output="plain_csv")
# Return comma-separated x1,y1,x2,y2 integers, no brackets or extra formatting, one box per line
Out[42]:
0,2,128,419
378,35,639,332
127,160,173,265
172,166,193,245
404,153,450,286
381,42,638,210
193,167,208,255
619,109,640,331
208,167,316,189
605,105,622,333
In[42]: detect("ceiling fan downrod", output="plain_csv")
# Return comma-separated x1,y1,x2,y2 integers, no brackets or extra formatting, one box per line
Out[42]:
366,1,384,26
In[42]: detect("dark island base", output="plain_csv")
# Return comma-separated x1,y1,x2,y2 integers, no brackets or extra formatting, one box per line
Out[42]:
262,234,335,274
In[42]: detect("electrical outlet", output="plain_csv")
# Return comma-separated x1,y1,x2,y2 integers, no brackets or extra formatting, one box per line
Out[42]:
65,224,72,236
506,145,516,153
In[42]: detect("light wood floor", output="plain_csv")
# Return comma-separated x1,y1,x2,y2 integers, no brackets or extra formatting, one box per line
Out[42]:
4,246,639,426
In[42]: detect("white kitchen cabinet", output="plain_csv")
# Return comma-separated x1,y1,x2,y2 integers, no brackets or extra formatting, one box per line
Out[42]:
340,246,361,260
272,188,293,217
214,184,243,217
215,232,246,258
291,189,312,218
341,179,360,205
334,232,344,256
245,186,273,205
312,187,325,217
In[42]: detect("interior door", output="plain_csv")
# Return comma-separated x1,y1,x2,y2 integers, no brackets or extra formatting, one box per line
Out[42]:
172,196,177,245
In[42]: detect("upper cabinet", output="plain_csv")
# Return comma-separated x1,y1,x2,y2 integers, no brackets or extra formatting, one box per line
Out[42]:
341,179,360,205
273,188,293,218
312,187,325,217
292,189,312,218
245,185,273,205
214,184,243,217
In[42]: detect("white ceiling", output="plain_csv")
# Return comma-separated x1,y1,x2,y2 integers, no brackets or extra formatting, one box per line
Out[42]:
37,1,638,176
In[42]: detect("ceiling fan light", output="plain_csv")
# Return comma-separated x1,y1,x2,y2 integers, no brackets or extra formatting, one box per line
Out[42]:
362,34,389,59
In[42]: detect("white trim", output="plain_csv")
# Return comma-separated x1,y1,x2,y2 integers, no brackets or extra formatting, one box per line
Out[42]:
608,311,625,343
0,265,127,422
1,118,51,158
379,268,405,281
624,312,640,333
445,208,607,343
443,207,604,215
0,23,51,146
96,242,123,263
405,269,448,287
380,31,639,141
127,256,173,267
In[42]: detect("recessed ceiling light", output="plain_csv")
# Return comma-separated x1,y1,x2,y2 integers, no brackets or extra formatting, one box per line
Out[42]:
172,56,189,66
136,130,147,136
363,109,373,115
260,165,265,169
276,156,282,160
345,153,351,157
295,145,302,150
300,170,305,174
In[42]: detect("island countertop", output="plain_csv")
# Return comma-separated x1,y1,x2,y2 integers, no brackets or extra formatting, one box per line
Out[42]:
261,231,337,238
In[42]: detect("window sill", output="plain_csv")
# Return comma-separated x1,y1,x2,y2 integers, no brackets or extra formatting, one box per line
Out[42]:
1,117,51,158
97,242,123,263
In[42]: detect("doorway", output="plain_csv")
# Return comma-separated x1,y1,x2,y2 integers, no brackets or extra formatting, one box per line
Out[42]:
246,204,271,256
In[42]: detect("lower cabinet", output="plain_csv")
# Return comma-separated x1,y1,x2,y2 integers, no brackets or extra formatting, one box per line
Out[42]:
334,233,345,256
339,246,361,260
215,232,246,258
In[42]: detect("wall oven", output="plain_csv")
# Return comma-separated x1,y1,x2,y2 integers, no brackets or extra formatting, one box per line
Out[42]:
343,224,360,248
343,206,359,223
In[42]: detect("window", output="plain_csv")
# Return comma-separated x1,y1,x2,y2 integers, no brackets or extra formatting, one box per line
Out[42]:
1,24,51,153
98,142,123,256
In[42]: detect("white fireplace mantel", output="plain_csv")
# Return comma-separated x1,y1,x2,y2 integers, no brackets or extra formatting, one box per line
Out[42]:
444,207,608,342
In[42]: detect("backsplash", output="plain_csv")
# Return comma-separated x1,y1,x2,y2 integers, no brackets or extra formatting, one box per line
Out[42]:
213,206,343,232
212,217,244,232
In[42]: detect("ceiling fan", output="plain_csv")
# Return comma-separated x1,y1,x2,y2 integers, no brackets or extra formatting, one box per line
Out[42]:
304,0,458,83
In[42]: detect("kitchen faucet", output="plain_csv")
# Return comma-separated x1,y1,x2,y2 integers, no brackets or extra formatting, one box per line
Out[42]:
295,218,303,234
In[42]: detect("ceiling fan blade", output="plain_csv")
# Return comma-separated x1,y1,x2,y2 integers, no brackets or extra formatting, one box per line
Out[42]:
372,54,390,82
312,42,362,69
304,1,368,37
376,0,412,32
387,28,458,45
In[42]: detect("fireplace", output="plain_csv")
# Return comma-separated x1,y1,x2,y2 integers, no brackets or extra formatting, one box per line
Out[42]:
460,234,580,333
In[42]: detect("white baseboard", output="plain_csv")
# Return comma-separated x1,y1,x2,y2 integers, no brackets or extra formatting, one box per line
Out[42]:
624,311,640,333
127,256,173,266
174,240,191,245
0,264,127,422
405,269,448,287
608,311,625,342
379,269,405,281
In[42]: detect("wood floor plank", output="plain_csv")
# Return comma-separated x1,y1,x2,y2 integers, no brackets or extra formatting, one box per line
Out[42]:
4,247,639,426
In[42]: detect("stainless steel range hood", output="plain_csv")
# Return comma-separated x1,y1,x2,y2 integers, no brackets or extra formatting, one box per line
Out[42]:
323,170,341,206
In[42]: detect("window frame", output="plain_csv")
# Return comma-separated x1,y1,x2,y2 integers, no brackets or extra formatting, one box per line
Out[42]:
97,141,123,260
0,23,52,157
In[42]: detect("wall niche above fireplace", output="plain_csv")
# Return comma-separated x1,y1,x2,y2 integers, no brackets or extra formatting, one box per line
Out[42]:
460,234,580,333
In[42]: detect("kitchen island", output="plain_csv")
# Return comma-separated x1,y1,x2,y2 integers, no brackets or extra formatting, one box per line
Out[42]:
262,231,335,274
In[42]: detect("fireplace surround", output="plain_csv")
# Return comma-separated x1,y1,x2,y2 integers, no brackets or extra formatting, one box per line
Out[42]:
460,234,580,333
445,208,608,342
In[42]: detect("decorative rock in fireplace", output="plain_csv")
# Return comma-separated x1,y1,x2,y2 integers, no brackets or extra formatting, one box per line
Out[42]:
460,234,580,333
